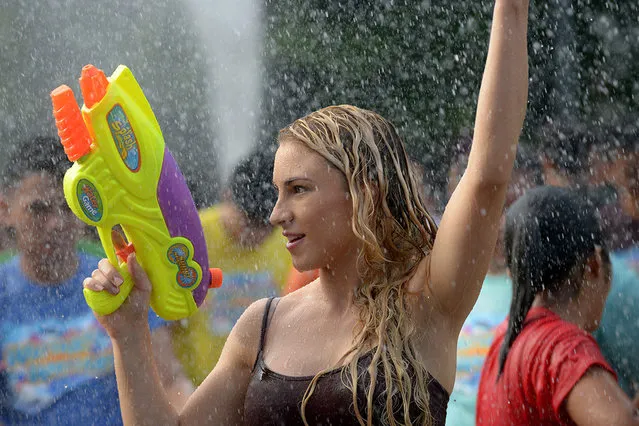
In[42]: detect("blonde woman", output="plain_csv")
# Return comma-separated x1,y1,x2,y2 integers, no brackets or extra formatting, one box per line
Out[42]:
83,0,530,424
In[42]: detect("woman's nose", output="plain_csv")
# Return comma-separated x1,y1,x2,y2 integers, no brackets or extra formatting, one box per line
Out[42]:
270,198,293,226
44,214,65,232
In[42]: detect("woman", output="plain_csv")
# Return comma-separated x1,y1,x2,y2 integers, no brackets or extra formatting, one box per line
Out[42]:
84,0,530,424
476,186,639,425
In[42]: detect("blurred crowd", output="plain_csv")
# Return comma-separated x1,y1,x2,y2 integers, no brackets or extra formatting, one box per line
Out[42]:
0,118,636,425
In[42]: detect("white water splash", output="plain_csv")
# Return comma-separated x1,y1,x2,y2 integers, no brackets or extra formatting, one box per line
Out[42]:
185,0,264,180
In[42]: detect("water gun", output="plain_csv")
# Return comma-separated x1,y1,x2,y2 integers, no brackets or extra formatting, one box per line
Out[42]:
50,64,222,321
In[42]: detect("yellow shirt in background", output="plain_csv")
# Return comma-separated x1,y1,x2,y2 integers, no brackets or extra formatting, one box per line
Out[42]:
171,205,291,385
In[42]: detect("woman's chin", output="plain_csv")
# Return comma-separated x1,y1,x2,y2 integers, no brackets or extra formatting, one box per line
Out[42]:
291,257,318,274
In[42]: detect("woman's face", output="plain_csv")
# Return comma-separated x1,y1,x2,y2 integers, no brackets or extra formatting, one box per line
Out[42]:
581,250,613,332
5,172,84,278
270,139,360,273
589,149,639,219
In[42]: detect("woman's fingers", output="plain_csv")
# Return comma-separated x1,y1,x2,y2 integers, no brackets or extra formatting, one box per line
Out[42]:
127,253,152,293
91,267,120,295
82,259,124,295
83,275,105,292
83,256,152,298
98,258,124,286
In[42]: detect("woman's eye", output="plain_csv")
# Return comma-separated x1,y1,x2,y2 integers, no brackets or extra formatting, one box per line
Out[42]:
293,186,306,194
28,201,52,215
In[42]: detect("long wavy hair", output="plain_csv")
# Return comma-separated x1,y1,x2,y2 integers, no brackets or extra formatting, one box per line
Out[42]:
279,105,438,426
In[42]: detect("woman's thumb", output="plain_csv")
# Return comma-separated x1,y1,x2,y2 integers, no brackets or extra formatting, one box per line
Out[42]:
127,253,152,293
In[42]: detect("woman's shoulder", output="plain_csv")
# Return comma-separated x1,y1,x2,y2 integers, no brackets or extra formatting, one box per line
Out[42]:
236,297,273,329
237,294,316,333
217,298,273,370
230,298,272,343
521,308,596,353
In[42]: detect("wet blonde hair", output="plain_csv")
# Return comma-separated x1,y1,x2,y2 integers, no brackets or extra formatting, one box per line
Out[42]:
279,105,438,426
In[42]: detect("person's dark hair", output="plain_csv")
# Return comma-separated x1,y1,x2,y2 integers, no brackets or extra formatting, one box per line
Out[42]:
614,123,639,154
589,123,639,160
512,143,543,185
229,143,277,225
2,135,70,189
534,121,596,182
497,186,608,376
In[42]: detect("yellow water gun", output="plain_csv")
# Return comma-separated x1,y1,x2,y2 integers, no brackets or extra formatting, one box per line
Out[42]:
50,64,222,320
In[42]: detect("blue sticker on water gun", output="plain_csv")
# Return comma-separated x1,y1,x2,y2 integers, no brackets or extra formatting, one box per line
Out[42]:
167,243,199,289
107,104,141,172
76,179,103,222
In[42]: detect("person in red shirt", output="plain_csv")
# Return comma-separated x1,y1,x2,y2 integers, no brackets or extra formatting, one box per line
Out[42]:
477,186,639,425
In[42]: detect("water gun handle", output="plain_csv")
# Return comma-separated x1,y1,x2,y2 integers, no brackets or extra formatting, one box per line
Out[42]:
83,226,137,316
84,269,135,316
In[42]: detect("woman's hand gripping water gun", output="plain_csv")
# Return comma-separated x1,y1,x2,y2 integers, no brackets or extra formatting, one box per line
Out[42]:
50,64,222,321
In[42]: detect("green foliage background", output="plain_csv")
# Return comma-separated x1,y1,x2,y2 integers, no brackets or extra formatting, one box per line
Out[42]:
0,0,637,205
259,0,639,200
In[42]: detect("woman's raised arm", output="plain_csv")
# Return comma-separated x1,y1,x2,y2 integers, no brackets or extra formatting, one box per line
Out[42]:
425,0,530,325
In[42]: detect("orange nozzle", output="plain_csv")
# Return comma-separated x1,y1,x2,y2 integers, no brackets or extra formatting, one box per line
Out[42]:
79,64,109,109
112,228,136,263
50,85,92,161
209,268,223,289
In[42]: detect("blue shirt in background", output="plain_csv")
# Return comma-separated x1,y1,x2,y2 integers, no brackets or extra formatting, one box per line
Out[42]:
446,273,512,426
0,252,164,425
613,246,639,275
595,254,639,395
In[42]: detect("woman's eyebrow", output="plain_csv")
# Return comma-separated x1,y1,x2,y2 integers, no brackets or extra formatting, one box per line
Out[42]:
283,177,313,185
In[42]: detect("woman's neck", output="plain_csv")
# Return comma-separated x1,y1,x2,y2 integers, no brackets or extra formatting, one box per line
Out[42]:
317,254,361,313
532,294,591,331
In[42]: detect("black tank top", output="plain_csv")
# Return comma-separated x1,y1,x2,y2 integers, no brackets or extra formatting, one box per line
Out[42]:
243,298,449,425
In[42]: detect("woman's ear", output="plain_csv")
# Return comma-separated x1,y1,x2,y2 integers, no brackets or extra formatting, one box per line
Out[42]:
0,191,12,227
584,246,606,280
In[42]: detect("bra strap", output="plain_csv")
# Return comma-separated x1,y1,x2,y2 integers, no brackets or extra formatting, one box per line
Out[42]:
258,297,275,354
252,297,279,373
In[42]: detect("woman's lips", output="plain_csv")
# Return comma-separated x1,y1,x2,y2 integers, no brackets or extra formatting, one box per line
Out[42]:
284,234,305,250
